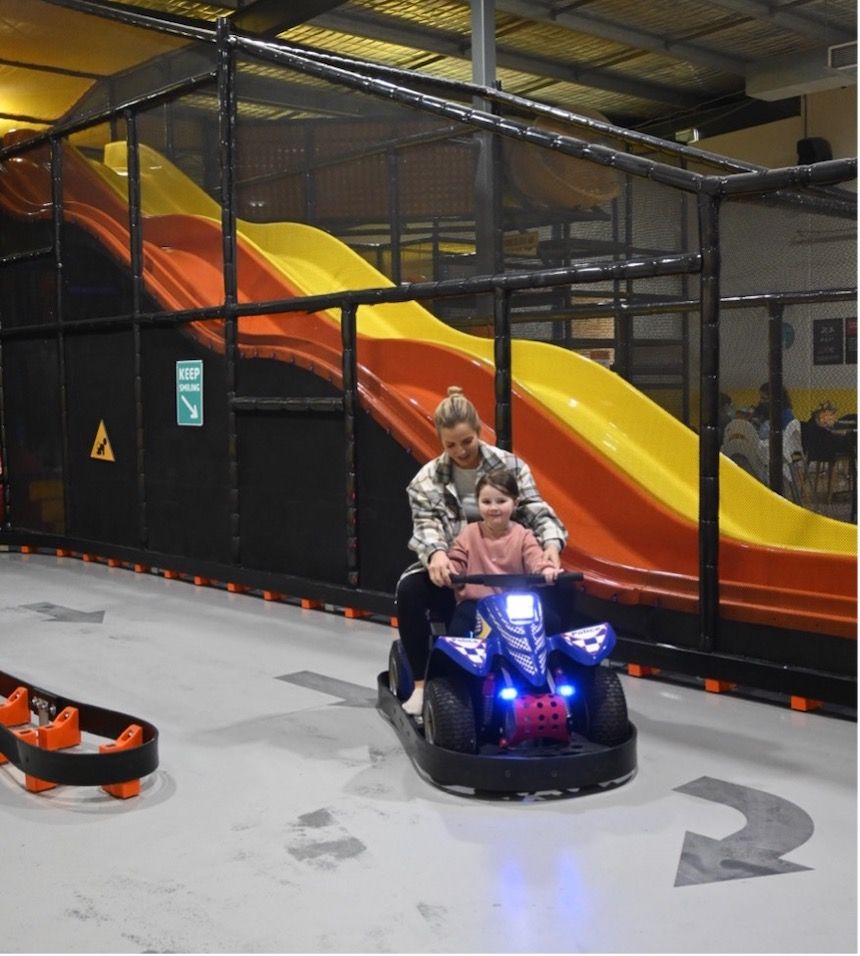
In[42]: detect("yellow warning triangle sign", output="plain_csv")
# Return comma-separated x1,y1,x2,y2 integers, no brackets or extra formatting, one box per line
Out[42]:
90,419,116,463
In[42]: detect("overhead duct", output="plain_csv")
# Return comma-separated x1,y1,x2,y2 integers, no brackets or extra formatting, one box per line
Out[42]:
746,46,857,101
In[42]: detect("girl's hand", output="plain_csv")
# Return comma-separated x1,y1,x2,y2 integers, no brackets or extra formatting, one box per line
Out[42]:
428,550,453,588
542,566,560,585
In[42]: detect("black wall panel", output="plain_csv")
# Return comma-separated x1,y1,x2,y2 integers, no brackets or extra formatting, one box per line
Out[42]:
64,329,139,545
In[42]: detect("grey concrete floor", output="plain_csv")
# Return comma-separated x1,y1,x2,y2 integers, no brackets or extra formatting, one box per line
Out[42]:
0,550,856,954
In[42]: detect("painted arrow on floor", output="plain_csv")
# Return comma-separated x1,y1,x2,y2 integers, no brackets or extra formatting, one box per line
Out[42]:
22,603,105,624
674,776,813,886
277,671,375,707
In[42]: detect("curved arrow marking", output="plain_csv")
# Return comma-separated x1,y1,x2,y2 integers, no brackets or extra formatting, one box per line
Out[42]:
674,776,814,886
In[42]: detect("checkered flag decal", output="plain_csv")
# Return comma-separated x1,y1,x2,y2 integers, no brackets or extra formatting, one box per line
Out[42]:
558,624,607,653
443,637,488,667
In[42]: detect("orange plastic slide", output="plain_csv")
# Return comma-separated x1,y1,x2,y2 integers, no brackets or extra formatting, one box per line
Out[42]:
1,133,855,640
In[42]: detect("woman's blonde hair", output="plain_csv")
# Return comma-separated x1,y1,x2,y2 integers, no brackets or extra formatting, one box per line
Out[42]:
433,386,481,434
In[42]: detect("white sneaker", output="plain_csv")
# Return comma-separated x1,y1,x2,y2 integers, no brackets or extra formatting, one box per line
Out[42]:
402,687,424,716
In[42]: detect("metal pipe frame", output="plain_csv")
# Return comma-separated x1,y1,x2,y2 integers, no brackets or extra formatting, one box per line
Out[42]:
0,15,855,702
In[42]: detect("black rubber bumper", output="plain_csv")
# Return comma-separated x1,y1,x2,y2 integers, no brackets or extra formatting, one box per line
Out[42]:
0,670,159,787
377,672,636,794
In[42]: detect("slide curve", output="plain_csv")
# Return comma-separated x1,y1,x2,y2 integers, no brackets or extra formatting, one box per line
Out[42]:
1,133,855,640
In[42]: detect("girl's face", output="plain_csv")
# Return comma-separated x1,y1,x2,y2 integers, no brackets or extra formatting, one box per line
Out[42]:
478,484,516,532
439,422,481,469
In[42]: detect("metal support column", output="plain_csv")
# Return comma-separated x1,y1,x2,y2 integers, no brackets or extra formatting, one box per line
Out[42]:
50,137,71,536
217,17,241,562
470,0,503,312
493,288,512,450
767,302,785,496
697,193,721,653
342,302,360,587
126,111,149,547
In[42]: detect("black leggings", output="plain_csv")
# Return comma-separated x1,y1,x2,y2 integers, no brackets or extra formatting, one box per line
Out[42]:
395,565,456,678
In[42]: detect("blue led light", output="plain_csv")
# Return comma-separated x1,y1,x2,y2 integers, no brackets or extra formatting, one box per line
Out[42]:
499,687,518,701
557,683,575,697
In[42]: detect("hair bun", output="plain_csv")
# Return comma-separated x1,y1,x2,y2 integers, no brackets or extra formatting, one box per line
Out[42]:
447,385,464,397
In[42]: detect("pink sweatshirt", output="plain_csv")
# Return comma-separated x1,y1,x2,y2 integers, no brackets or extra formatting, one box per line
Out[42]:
447,522,552,602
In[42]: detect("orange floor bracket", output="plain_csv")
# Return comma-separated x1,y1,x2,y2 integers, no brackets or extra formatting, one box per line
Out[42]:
163,569,181,579
0,686,30,728
99,724,144,799
82,553,99,562
301,599,324,610
227,582,248,594
38,707,81,751
13,727,58,793
193,576,211,587
55,548,73,558
790,696,824,712
344,607,371,619
107,558,122,568
262,591,282,602
133,563,150,574
704,678,737,694
389,617,399,629
627,663,661,678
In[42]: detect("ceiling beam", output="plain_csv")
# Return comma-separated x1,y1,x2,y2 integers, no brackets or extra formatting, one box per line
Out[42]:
700,0,855,45
490,0,748,75
311,8,702,107
230,0,349,38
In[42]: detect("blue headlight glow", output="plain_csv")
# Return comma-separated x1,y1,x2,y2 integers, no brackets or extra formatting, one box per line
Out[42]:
499,687,519,701
504,593,537,622
557,683,575,697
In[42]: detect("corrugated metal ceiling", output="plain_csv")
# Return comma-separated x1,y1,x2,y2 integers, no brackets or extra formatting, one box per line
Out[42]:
0,0,855,142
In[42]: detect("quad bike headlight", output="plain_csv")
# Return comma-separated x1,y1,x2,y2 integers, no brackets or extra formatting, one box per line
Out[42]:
504,593,537,622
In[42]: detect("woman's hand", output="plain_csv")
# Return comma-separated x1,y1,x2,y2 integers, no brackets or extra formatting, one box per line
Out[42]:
542,565,560,585
427,550,454,588
542,542,562,569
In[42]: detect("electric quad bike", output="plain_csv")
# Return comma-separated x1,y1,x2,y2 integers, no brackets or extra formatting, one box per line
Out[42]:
377,572,637,794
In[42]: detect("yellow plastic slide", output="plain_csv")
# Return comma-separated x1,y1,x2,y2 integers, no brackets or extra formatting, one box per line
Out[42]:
98,142,854,557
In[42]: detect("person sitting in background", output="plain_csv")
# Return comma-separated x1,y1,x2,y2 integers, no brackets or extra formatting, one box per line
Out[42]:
446,469,560,638
801,401,853,462
718,392,735,445
752,382,795,438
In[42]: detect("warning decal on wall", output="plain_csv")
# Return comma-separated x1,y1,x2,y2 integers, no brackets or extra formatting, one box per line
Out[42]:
90,420,116,462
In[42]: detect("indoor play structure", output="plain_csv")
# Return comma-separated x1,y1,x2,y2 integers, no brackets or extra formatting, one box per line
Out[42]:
0,21,855,705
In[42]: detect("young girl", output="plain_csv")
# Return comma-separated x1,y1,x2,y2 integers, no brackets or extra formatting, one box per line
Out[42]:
446,469,560,637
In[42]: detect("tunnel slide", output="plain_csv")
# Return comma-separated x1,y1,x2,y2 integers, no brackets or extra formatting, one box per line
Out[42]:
0,133,855,640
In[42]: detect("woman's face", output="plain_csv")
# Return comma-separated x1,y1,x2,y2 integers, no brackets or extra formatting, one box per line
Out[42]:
439,422,481,469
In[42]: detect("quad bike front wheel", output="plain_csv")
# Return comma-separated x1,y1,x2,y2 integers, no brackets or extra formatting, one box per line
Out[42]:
423,675,477,754
388,640,414,702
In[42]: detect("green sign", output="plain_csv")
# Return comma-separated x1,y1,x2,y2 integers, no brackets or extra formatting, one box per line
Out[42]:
176,360,204,426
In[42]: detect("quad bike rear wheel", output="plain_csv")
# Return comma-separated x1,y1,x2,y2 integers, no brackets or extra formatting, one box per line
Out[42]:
584,667,629,746
423,675,477,754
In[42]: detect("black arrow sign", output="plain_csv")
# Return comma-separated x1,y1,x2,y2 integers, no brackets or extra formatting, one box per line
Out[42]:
674,776,814,886
22,603,105,624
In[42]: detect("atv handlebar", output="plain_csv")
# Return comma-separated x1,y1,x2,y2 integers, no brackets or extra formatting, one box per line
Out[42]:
449,571,584,588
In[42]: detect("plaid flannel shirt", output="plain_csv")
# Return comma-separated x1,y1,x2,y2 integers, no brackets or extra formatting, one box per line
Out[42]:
407,442,567,566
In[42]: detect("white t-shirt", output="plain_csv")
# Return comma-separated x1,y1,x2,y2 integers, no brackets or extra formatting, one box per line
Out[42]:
452,464,480,522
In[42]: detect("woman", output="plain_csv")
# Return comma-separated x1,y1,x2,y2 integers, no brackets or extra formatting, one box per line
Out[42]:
396,386,567,715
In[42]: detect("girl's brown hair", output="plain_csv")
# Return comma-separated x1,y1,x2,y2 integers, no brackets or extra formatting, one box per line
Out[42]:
476,468,519,502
